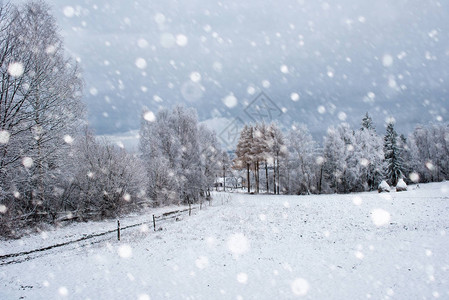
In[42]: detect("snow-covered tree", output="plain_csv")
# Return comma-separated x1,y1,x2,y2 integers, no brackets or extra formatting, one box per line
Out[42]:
323,124,358,193
65,128,148,219
0,1,84,227
218,150,231,192
408,124,449,183
354,113,384,190
268,123,286,194
198,124,221,196
139,110,179,205
285,124,317,195
140,105,217,205
383,122,404,186
252,123,273,193
361,112,374,131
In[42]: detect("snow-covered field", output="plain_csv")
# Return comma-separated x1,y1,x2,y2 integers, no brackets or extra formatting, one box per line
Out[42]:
1,182,449,299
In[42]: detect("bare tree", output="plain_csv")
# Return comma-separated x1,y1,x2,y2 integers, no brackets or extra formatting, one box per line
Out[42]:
233,124,254,193
0,1,84,233
140,105,218,205
268,123,286,194
286,124,317,195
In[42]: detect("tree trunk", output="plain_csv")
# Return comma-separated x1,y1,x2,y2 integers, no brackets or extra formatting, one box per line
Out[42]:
318,165,323,194
275,155,279,194
246,163,250,193
223,166,226,192
255,161,260,194
265,161,269,193
273,159,276,195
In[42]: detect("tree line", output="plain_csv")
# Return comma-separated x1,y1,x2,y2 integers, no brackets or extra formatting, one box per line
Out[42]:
0,2,148,237
233,114,449,195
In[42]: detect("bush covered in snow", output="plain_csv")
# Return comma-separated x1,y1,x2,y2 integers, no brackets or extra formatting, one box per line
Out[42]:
378,180,390,193
396,178,407,192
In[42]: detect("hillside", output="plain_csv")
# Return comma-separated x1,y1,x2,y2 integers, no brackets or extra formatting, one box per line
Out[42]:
1,182,449,299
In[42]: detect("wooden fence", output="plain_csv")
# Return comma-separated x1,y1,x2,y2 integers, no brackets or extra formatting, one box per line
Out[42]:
0,193,231,266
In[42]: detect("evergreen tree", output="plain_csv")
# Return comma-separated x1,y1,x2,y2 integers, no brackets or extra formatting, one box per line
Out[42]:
361,112,374,131
384,122,404,186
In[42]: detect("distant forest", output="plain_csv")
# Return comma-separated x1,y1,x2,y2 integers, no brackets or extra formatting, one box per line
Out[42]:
232,115,449,195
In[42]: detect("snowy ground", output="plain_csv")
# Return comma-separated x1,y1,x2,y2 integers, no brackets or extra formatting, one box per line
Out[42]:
1,183,449,300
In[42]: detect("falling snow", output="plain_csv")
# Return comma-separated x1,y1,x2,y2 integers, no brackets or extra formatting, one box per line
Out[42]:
0,130,10,144
143,111,156,122
291,278,310,296
62,6,75,18
63,135,74,144
117,244,133,258
189,72,202,83
290,92,300,102
7,62,24,77
1,0,449,299
227,232,250,255
195,256,209,269
135,58,147,69
222,93,238,108
280,65,289,74
176,34,188,47
21,157,33,168
370,208,391,227
382,54,394,67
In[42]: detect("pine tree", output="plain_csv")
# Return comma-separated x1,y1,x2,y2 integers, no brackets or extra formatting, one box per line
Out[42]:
384,122,404,186
361,112,374,131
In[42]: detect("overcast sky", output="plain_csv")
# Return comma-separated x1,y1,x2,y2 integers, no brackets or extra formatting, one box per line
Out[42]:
42,0,448,149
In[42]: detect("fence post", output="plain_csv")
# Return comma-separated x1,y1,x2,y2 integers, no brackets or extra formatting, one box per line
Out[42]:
189,202,191,216
152,214,156,232
117,220,121,241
